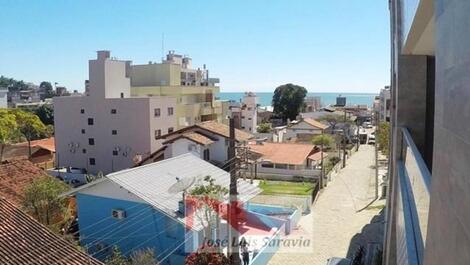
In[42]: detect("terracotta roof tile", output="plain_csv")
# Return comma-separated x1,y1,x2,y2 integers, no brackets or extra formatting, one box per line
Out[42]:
197,121,253,142
0,158,47,205
308,151,329,161
248,142,316,165
16,137,55,152
163,132,215,146
0,198,103,265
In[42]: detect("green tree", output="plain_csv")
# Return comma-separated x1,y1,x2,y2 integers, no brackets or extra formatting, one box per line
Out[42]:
12,110,47,157
272,83,307,122
22,176,70,227
312,134,335,149
130,248,158,265
189,176,228,240
0,109,18,161
35,104,54,125
39,81,55,98
106,247,130,265
377,122,390,156
257,122,271,133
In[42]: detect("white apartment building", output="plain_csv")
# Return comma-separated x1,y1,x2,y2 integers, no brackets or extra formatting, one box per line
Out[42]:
54,51,176,174
0,89,7,108
229,92,258,133
379,86,391,122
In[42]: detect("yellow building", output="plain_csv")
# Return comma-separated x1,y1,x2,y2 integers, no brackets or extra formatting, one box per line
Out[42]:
130,51,229,128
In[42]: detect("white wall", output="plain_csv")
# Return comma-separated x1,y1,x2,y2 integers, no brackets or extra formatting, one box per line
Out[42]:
0,90,7,108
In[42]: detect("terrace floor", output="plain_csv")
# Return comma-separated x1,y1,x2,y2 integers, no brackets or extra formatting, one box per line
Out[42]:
268,144,385,265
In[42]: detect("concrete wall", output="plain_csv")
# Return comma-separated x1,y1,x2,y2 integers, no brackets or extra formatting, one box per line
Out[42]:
0,90,7,108
423,1,470,265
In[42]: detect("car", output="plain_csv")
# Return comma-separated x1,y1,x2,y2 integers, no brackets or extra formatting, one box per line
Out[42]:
368,134,376,144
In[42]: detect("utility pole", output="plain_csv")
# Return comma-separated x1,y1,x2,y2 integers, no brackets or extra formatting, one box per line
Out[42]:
228,117,240,265
320,130,324,189
342,132,346,168
374,110,379,199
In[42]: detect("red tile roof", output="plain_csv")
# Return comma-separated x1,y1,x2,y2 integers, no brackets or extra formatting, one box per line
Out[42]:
0,158,47,205
163,132,215,146
16,137,55,152
308,151,329,161
0,198,103,265
248,142,316,165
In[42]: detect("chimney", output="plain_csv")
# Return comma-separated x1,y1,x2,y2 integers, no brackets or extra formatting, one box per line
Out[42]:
97,50,110,60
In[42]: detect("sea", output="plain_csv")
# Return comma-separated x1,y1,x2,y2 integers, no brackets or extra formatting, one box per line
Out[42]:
217,92,378,107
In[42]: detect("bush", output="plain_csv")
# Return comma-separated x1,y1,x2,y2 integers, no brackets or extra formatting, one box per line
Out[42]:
257,123,271,133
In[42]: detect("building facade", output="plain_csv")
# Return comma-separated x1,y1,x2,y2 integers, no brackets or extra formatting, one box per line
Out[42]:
129,51,229,129
379,86,391,122
54,51,176,174
0,89,7,108
385,1,470,265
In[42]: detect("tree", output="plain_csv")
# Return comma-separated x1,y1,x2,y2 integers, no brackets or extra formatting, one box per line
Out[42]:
22,176,70,227
188,176,228,239
272,83,307,122
257,122,271,133
312,134,334,149
106,247,130,265
12,109,47,157
130,248,158,265
35,104,54,125
318,114,350,131
185,246,230,265
39,81,55,98
377,122,390,156
0,109,18,161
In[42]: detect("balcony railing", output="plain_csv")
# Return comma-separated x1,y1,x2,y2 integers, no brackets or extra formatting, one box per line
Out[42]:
395,128,431,265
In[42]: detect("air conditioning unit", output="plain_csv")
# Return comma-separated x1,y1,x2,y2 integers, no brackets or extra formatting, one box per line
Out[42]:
112,209,126,219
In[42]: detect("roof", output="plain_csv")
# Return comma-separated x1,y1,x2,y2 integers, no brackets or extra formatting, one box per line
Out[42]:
308,151,329,161
248,142,316,165
16,137,55,152
0,158,47,205
163,132,215,146
302,118,329,130
157,121,253,143
68,154,261,230
0,198,103,265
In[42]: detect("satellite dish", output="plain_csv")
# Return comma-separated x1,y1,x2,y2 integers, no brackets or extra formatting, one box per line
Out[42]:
168,176,196,193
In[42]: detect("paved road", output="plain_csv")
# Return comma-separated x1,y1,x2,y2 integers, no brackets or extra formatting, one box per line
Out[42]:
268,144,384,265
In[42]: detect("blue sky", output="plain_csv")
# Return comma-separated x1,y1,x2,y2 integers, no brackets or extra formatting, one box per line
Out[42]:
0,0,389,93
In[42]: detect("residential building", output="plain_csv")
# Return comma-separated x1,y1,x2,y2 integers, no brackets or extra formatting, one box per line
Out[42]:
0,198,103,265
379,86,391,122
137,120,253,167
247,141,321,181
304,96,322,112
129,51,229,128
229,92,258,133
336,95,346,107
54,51,177,175
65,154,290,263
285,118,329,142
0,89,7,108
385,1,470,265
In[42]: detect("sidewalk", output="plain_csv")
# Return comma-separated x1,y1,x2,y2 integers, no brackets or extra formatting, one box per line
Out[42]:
268,144,385,265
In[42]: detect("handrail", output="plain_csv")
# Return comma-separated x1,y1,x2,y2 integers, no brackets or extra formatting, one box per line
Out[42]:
400,128,431,192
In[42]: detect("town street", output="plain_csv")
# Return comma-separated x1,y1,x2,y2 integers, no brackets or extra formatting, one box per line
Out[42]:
268,144,385,265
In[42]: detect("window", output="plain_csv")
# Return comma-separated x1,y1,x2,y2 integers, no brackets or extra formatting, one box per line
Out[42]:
80,109,85,114
120,93,124,98
112,130,117,135
155,129,161,139
168,127,174,134
82,149,86,154
248,118,252,120
168,107,174,116
88,138,95,145
247,107,252,111
81,129,85,134
88,118,94,125
89,158,96,165
154,108,161,117
112,150,118,156
203,149,210,161
111,109,117,114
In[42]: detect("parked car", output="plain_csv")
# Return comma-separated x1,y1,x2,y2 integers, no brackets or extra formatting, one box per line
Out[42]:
368,134,376,144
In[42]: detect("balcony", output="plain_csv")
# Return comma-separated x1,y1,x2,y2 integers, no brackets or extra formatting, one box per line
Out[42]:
394,128,431,265
400,0,434,55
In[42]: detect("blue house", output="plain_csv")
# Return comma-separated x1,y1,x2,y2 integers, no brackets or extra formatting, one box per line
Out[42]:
65,153,297,264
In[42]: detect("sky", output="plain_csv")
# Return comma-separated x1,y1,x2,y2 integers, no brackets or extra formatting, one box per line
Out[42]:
0,0,390,93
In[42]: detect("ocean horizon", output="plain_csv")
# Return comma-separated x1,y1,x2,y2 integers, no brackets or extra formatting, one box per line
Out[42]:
217,92,378,107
